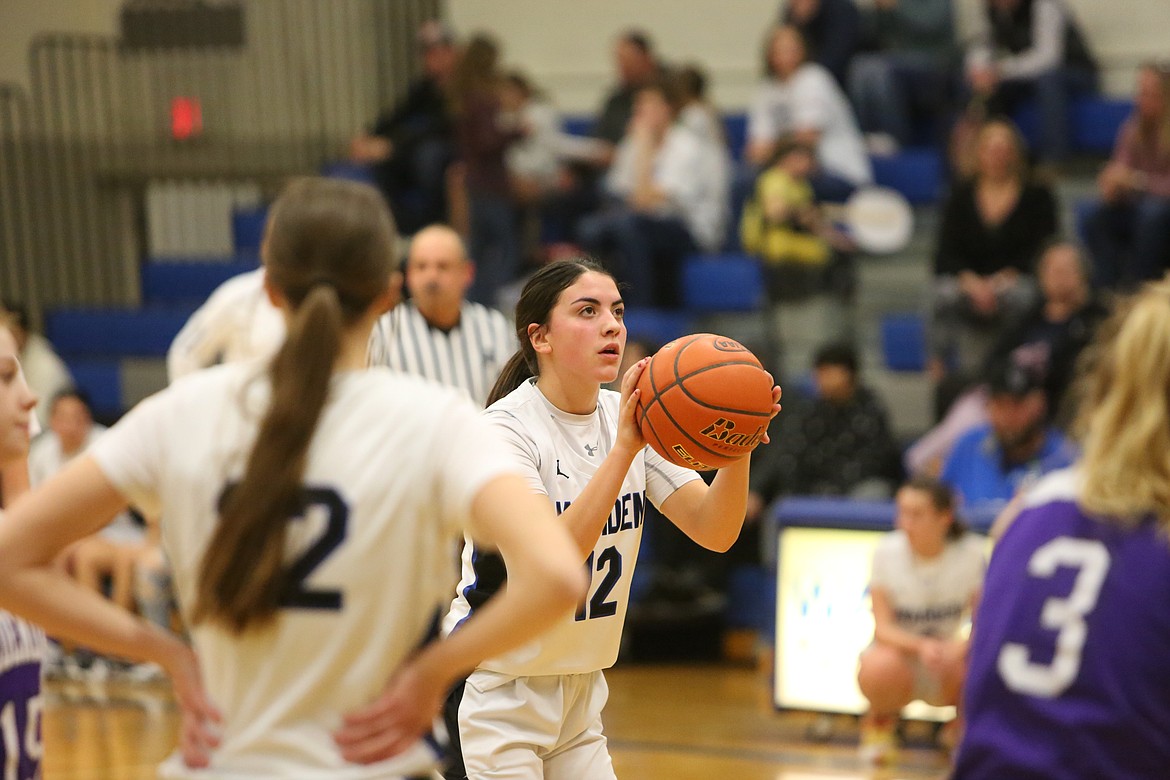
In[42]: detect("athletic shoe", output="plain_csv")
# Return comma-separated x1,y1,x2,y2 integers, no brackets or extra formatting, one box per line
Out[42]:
859,714,899,766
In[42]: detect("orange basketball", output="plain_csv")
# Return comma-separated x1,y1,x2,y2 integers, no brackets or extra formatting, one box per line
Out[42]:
636,333,774,471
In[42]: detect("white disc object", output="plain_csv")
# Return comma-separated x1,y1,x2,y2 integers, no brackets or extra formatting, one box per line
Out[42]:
844,186,914,254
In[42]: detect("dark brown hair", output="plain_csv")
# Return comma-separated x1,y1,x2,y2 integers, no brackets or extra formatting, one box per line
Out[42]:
193,177,397,633
487,257,613,406
447,33,500,116
902,475,967,539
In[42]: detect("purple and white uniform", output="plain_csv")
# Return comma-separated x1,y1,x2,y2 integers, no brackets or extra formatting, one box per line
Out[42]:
956,468,1170,779
0,610,47,780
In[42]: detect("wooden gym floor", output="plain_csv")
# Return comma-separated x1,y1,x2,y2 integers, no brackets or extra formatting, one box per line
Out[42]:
42,662,952,779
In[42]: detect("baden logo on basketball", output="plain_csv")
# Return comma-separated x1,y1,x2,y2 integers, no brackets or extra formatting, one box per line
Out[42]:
701,418,766,448
712,338,746,353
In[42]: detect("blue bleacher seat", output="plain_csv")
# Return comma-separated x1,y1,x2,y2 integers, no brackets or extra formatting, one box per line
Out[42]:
870,148,944,205
724,564,773,631
774,496,896,531
320,161,377,186
562,116,592,138
1073,196,1097,247
1013,94,1132,156
1072,96,1132,154
46,307,196,359
723,114,747,163
231,206,269,257
623,308,693,347
65,359,122,420
880,313,927,372
141,258,260,306
681,253,766,313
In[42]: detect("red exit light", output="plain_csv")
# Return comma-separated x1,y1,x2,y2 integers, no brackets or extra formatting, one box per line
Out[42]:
171,97,203,140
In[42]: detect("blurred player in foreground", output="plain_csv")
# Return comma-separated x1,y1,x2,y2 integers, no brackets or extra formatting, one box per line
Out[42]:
955,278,1170,777
0,178,583,778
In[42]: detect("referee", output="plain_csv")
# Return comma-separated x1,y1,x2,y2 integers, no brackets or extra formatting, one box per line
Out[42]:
368,224,516,407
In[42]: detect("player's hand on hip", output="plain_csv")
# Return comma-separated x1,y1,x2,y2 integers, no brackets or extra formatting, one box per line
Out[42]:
335,660,442,764
161,642,222,767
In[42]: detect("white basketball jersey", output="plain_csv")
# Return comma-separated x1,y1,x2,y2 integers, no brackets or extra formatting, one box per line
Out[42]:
89,362,521,778
869,531,986,640
442,379,700,677
167,269,286,382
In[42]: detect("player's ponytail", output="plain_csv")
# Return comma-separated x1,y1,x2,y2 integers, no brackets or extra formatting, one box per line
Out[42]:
193,177,396,632
486,256,613,406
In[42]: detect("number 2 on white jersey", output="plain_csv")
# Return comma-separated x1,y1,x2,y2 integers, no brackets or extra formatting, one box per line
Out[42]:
997,537,1110,698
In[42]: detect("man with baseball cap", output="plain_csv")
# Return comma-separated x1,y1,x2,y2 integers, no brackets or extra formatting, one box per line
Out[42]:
939,359,1076,519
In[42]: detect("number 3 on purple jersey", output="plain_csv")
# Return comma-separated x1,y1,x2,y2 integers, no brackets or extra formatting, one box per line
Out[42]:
997,537,1111,698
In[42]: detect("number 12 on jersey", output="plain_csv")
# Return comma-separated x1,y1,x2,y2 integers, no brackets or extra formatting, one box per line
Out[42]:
576,546,622,621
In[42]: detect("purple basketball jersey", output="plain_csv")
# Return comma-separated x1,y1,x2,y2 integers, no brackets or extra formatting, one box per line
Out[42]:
955,479,1170,778
0,611,45,780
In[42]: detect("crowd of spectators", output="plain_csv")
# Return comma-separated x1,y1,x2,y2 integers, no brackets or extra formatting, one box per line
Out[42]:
335,3,1167,623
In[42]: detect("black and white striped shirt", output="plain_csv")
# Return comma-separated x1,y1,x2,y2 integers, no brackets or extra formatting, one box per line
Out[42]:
367,301,516,408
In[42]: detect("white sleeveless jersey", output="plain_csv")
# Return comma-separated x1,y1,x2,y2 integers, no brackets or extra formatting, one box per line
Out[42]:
166,269,285,382
442,379,700,677
89,362,522,778
869,530,986,640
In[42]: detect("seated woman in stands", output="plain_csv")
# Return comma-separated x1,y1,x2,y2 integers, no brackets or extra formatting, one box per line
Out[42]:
744,24,871,203
1081,61,1170,289
929,117,1058,416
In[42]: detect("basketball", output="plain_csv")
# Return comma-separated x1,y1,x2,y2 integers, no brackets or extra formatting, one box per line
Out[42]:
636,333,774,471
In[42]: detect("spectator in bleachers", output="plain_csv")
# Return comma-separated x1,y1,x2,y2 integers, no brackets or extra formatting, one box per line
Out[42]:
848,0,956,153
780,0,862,89
675,62,733,236
538,30,662,250
930,117,1058,410
593,30,666,146
0,302,72,428
746,25,872,203
985,239,1109,425
676,63,725,149
963,0,1097,164
499,71,612,264
1082,61,1170,289
447,33,525,308
746,342,901,525
906,240,1106,476
740,140,856,301
577,79,728,307
348,20,458,235
940,359,1075,517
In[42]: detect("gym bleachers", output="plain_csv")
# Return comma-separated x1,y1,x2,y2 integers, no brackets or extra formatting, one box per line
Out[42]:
47,204,269,422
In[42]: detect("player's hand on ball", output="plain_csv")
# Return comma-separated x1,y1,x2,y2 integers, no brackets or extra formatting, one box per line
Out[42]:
616,357,650,455
762,381,782,445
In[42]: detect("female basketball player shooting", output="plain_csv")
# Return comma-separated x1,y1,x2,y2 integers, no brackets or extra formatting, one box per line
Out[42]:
955,279,1170,777
355,257,780,779
0,178,584,778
